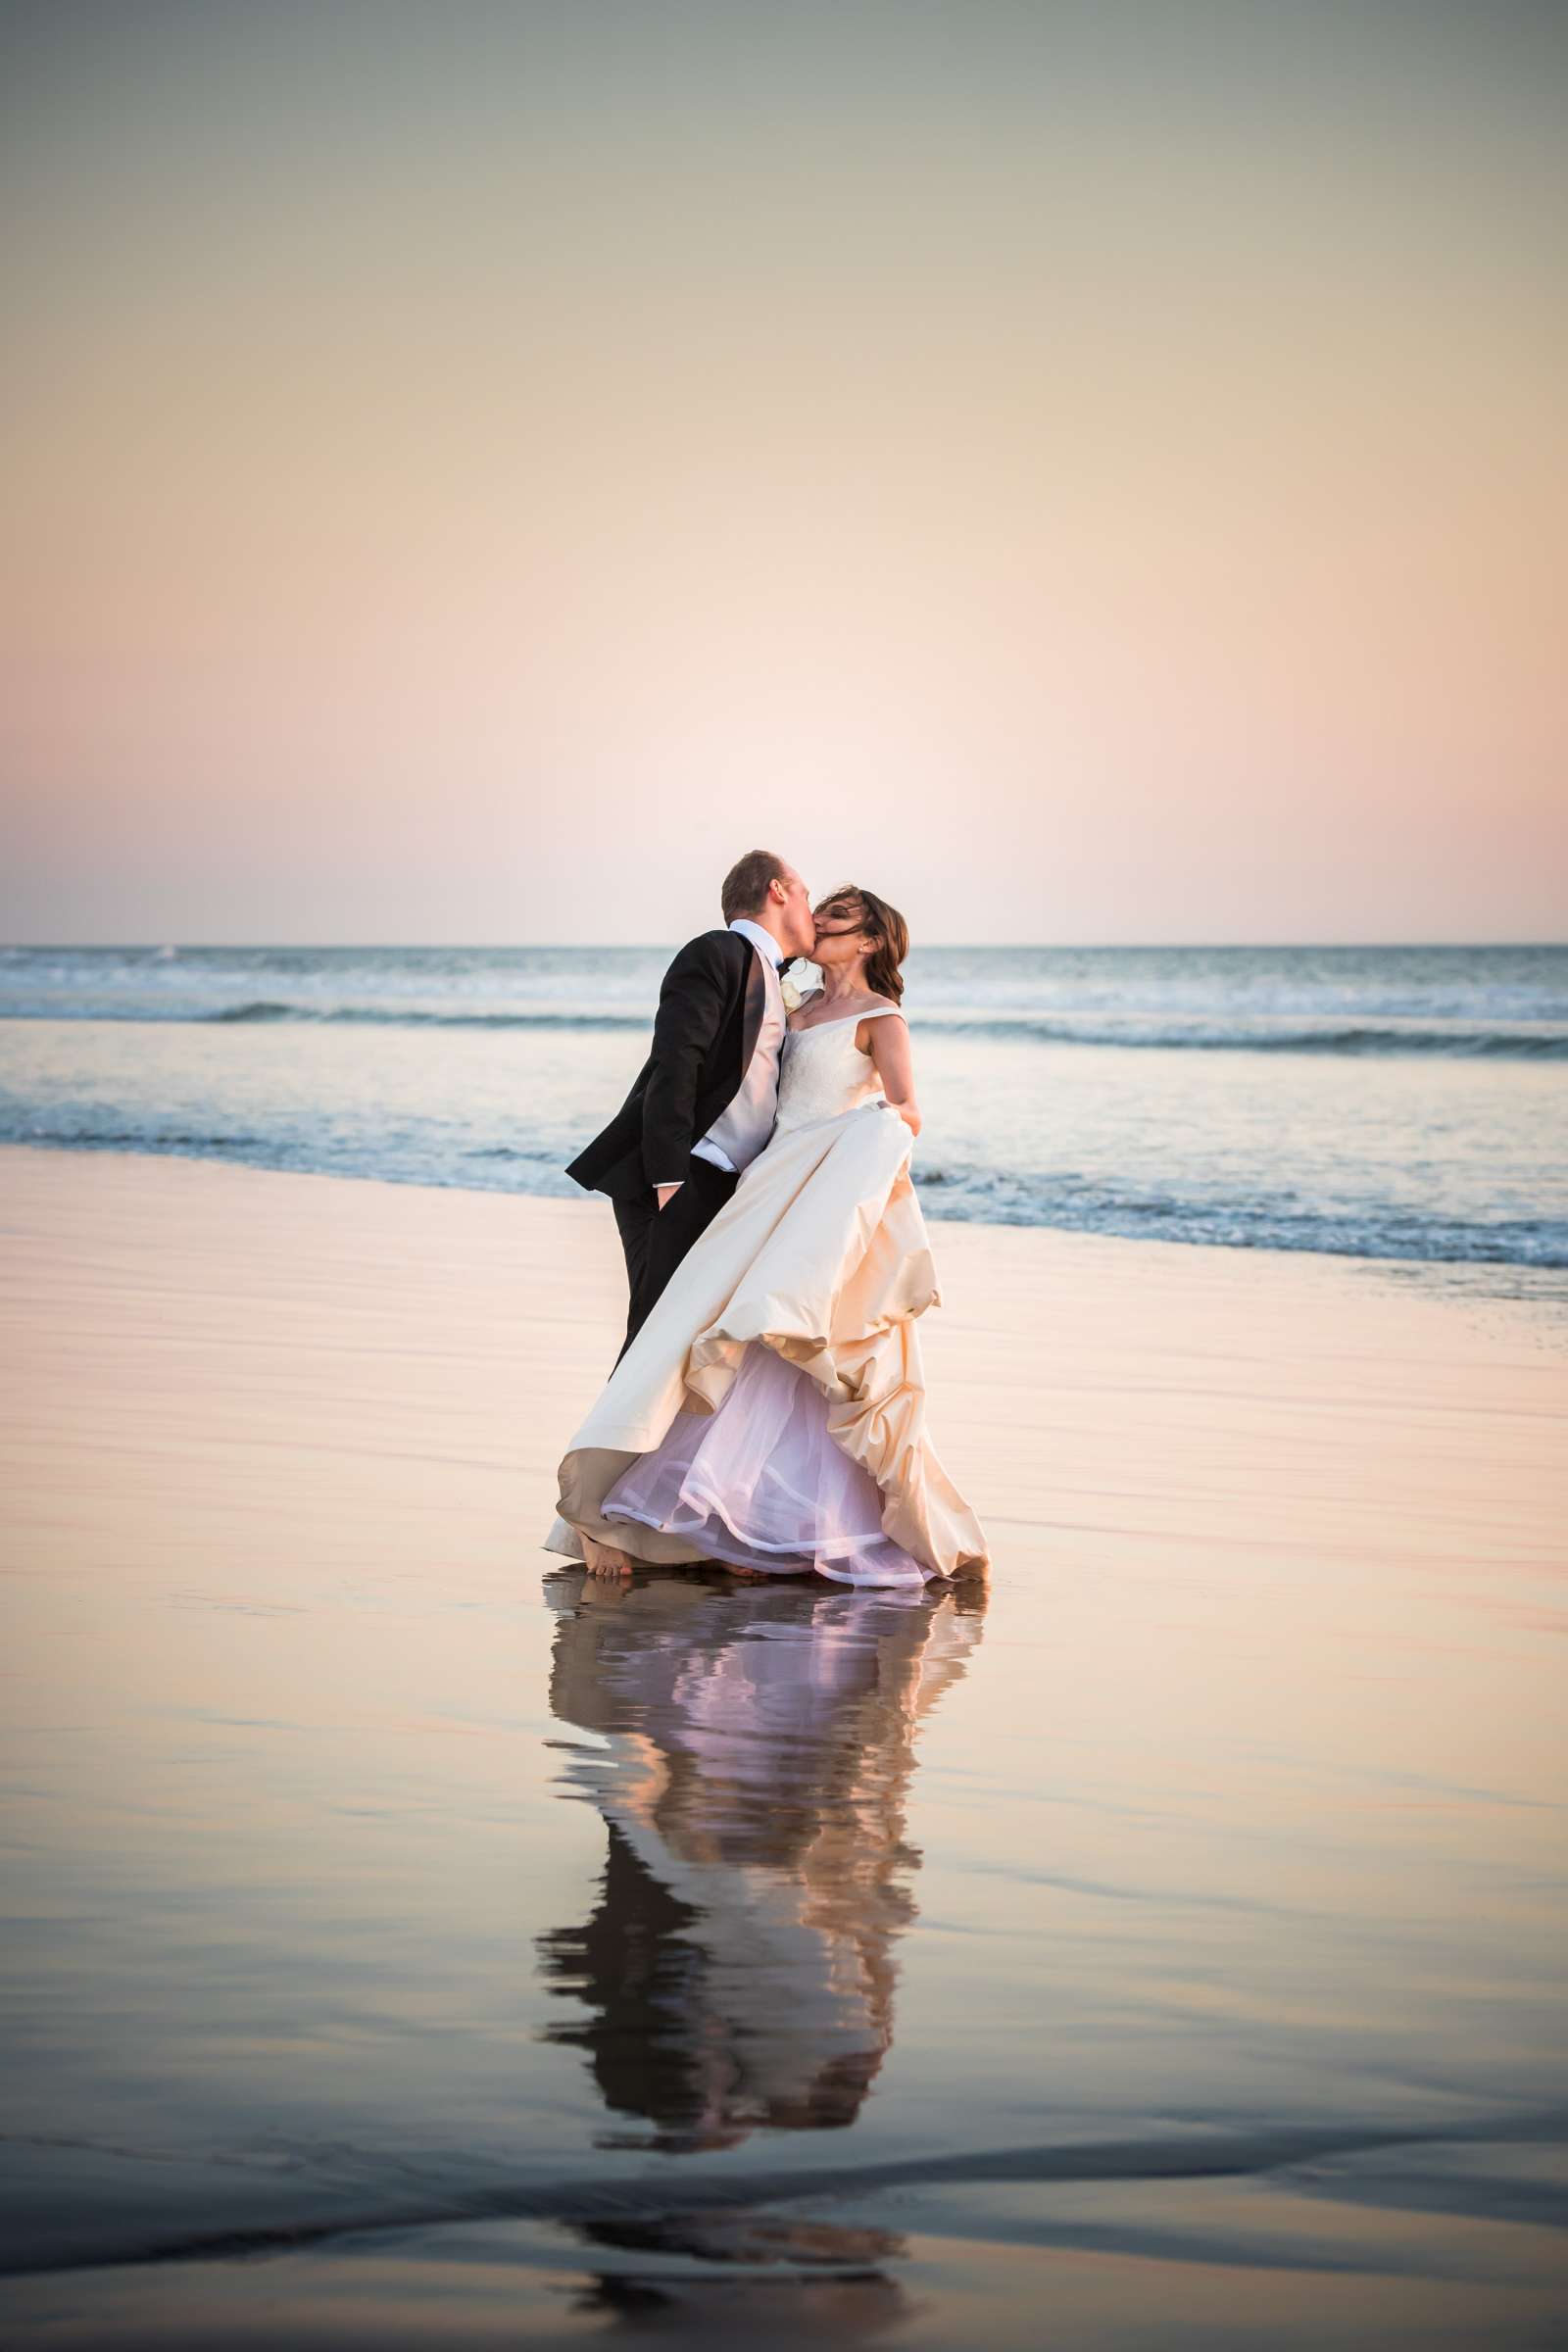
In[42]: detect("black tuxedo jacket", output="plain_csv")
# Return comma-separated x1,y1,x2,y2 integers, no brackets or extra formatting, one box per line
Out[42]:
565,928,769,1203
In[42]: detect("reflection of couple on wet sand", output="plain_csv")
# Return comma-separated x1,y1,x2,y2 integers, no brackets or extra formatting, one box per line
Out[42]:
545,849,989,1593
538,1569,985,2152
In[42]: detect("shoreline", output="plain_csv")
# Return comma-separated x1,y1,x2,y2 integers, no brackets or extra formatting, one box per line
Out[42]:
4,1140,1563,1555
1,1137,1563,1326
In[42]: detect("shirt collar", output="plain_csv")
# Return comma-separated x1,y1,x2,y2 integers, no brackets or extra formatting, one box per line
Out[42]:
728,916,784,969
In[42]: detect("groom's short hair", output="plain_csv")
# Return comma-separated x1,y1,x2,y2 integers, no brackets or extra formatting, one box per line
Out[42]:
720,850,786,923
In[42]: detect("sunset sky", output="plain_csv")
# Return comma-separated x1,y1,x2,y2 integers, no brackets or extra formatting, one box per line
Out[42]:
3,0,1563,945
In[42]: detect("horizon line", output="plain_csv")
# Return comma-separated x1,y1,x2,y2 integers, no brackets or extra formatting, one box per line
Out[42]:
4,939,1566,956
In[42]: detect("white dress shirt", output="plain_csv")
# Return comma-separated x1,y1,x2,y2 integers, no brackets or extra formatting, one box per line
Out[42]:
659,917,787,1189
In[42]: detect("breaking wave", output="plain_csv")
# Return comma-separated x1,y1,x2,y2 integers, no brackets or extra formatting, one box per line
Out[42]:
7,1001,1564,1056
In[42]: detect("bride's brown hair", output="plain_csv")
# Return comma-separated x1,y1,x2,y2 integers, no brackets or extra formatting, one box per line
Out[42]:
813,884,910,1006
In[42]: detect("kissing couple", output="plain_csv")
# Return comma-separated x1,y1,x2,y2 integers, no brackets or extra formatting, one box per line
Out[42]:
544,851,989,1592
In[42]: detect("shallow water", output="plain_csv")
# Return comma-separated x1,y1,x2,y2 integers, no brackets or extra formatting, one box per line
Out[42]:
4,1543,1565,2344
2,943,1566,1274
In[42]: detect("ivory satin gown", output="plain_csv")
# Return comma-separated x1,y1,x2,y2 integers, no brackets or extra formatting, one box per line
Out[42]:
546,1007,990,1591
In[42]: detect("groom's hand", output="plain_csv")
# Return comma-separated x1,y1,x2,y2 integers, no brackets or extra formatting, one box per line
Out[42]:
655,1183,683,1211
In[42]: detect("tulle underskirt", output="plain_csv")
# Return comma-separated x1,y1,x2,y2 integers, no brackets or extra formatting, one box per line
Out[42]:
601,1340,936,1591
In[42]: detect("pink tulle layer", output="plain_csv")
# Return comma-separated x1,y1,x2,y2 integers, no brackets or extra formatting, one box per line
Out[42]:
601,1340,936,1591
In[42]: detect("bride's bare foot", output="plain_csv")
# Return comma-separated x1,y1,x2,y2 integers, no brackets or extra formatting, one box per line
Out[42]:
581,1531,634,1580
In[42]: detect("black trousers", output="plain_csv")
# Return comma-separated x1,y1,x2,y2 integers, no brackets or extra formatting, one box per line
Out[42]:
611,1154,739,1362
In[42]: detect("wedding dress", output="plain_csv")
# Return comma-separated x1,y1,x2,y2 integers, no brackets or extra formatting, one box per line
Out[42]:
545,1008,989,1591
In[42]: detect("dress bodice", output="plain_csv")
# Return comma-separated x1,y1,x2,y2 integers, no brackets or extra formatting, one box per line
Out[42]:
774,1009,901,1136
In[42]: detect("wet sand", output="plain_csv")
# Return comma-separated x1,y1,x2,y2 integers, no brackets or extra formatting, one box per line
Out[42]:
1,1144,1564,2346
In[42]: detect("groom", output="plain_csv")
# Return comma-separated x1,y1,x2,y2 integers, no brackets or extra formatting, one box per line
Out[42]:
566,850,818,1355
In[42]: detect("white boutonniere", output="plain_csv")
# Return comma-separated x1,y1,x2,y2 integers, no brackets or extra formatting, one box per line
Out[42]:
779,969,805,1013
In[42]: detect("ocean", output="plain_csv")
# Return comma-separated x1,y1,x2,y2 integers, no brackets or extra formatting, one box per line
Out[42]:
1,942,1564,1288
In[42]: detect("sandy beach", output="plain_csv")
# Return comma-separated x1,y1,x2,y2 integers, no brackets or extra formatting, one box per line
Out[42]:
2,1142,1565,2346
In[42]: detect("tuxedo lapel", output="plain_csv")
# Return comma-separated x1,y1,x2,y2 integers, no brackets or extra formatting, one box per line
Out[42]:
738,944,766,1076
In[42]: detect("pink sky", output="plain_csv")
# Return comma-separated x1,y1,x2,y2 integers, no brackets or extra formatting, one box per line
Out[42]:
3,3,1564,943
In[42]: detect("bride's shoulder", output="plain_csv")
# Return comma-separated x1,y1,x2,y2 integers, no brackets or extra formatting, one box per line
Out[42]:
854,995,907,1051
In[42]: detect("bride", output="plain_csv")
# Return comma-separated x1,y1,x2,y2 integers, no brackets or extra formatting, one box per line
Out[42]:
545,885,989,1592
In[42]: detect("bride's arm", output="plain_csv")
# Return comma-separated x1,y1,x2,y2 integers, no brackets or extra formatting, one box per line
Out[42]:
864,1012,921,1139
